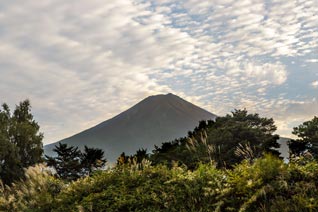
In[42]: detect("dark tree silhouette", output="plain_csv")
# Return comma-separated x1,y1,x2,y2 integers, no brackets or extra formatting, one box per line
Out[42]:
132,148,149,163
288,116,318,159
117,152,130,165
151,109,280,169
81,146,106,175
46,143,82,181
207,109,280,168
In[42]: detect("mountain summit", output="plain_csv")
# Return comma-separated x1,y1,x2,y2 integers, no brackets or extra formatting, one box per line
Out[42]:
45,93,217,162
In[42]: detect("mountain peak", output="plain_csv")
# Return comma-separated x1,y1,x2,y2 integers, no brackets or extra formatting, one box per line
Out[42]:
45,94,217,162
146,93,178,100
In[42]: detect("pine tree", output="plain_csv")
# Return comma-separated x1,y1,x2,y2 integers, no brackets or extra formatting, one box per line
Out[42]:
288,116,318,159
81,146,106,175
151,109,281,169
46,143,82,181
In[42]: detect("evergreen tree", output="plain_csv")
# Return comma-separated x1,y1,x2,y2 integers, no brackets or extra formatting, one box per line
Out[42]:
81,146,106,175
132,148,149,163
10,100,43,167
46,143,82,181
151,109,280,169
117,152,130,165
288,116,318,159
0,100,43,185
206,109,280,168
46,144,107,180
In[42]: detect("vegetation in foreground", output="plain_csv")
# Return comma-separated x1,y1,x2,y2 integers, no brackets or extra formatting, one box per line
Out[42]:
1,155,318,212
1,100,318,212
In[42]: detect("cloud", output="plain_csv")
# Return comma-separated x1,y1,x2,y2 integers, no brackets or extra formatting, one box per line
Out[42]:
0,0,317,143
0,0,176,143
311,81,318,88
306,59,318,63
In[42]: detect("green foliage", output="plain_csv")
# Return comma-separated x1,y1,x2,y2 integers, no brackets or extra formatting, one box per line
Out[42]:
0,164,63,212
116,152,130,165
219,155,318,212
288,116,318,159
11,100,44,167
221,154,287,211
51,161,224,212
0,100,43,185
151,109,280,169
132,148,149,163
1,105,318,211
81,146,107,175
46,143,83,181
206,109,280,168
151,137,189,167
1,155,318,211
46,143,106,181
117,149,150,166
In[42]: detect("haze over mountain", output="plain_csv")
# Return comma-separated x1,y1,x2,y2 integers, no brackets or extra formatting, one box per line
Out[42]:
45,93,217,162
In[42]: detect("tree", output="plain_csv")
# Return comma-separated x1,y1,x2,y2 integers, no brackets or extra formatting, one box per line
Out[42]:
130,148,149,163
10,100,43,167
116,152,130,166
151,109,280,169
81,146,106,175
46,143,82,181
205,109,280,168
288,116,318,159
46,143,107,180
0,100,43,185
0,104,22,185
151,137,188,167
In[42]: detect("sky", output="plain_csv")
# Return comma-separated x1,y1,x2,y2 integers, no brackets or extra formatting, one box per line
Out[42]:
0,0,317,145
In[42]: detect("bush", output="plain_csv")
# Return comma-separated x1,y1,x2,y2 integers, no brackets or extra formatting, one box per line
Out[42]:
52,160,224,212
0,164,63,212
2,156,318,212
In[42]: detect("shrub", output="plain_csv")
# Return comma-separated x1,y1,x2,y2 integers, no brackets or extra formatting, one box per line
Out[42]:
0,164,63,212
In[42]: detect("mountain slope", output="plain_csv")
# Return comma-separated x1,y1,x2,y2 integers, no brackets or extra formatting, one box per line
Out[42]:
44,93,217,162
277,137,290,160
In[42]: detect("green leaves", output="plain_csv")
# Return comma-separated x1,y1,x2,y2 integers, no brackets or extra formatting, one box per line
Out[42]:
151,109,281,169
2,155,318,212
45,143,107,181
0,100,43,185
289,116,318,159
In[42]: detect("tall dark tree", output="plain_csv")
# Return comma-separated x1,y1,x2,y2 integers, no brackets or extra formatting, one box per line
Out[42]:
151,137,188,167
0,100,43,185
46,144,107,180
81,146,106,175
288,116,318,159
0,104,21,185
0,106,23,185
117,152,130,165
151,109,280,169
206,109,280,168
132,148,149,163
10,100,43,167
46,143,82,181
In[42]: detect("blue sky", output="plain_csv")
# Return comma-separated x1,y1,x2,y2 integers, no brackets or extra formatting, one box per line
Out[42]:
0,0,317,144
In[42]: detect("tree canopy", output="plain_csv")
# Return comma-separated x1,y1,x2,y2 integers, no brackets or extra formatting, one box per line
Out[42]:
151,109,280,169
0,100,43,185
288,116,318,159
45,143,106,181
205,109,280,168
